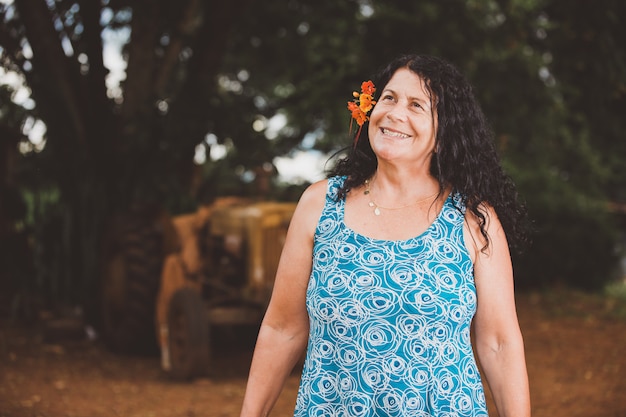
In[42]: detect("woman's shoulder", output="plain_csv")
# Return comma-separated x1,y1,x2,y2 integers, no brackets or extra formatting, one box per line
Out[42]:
301,178,330,200
301,176,346,199
462,200,505,260
290,179,329,230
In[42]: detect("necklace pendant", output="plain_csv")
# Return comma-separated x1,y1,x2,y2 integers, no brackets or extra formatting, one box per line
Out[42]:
374,207,381,216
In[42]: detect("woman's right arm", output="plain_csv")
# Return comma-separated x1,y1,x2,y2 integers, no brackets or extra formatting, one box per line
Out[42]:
239,180,328,417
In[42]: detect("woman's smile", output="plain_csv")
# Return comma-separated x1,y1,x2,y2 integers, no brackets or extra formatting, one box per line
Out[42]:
379,127,411,139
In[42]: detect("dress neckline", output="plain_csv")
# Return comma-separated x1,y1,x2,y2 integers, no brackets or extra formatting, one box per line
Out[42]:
339,191,453,245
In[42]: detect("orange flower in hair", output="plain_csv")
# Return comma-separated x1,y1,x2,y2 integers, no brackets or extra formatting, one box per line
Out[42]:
348,101,368,126
347,80,376,147
347,80,376,127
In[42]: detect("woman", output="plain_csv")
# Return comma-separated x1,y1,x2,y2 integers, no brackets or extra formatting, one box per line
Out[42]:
240,54,531,417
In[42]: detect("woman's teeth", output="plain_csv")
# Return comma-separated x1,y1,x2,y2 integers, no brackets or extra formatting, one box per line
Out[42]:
382,128,409,138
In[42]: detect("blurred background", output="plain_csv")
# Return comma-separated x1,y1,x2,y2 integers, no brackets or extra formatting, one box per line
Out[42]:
0,0,625,414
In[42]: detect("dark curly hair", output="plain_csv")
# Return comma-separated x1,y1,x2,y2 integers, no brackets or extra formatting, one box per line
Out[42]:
329,54,529,252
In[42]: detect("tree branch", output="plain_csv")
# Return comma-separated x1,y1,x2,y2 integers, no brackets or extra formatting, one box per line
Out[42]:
14,0,85,144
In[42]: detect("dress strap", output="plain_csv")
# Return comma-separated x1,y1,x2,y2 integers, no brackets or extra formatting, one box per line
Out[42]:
314,176,346,240
325,175,345,201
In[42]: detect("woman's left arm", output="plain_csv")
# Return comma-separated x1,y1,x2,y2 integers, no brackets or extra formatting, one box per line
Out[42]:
467,207,531,417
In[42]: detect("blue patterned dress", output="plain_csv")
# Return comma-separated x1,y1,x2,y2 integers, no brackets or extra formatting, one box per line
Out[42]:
293,176,488,417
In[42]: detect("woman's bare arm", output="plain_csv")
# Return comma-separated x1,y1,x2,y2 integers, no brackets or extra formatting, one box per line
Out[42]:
466,206,531,417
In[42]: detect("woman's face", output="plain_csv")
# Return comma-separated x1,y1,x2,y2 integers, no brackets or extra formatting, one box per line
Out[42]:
367,68,437,168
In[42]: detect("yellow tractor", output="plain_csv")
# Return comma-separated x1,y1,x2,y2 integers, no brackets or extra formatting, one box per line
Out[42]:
156,198,296,379
100,197,296,379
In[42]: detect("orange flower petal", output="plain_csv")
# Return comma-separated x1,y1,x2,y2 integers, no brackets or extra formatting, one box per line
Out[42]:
361,80,376,95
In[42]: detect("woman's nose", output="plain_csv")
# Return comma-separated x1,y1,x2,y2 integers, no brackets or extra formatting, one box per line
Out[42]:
386,104,408,122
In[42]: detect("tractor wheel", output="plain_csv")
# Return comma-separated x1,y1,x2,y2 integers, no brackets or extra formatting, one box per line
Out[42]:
167,287,210,380
101,207,166,355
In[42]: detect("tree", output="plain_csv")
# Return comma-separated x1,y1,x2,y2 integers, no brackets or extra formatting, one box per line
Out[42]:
0,0,624,324
0,0,257,313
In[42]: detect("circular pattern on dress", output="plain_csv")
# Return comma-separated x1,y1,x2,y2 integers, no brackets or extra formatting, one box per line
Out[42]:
295,177,488,416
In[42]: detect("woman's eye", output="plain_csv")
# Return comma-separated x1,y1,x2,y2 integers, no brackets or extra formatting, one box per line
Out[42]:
412,102,422,109
382,94,394,101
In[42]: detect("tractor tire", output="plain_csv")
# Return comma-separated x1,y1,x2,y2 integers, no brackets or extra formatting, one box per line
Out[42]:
101,207,166,355
167,287,210,380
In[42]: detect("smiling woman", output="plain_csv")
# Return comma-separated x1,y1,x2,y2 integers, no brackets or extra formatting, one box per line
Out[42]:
239,54,531,417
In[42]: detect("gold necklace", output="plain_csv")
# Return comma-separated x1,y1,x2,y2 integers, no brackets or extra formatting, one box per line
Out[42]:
364,179,438,216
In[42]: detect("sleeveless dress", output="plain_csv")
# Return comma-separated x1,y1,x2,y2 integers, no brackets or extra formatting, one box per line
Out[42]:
293,176,488,417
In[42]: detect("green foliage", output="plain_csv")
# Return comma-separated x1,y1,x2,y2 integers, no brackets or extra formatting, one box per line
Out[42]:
217,0,366,154
514,207,619,290
0,0,625,309
543,0,626,202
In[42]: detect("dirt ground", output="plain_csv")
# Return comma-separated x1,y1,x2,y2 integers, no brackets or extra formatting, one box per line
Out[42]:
1,288,625,417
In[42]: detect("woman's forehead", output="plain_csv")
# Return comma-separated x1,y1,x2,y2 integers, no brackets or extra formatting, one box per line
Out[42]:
383,68,437,103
